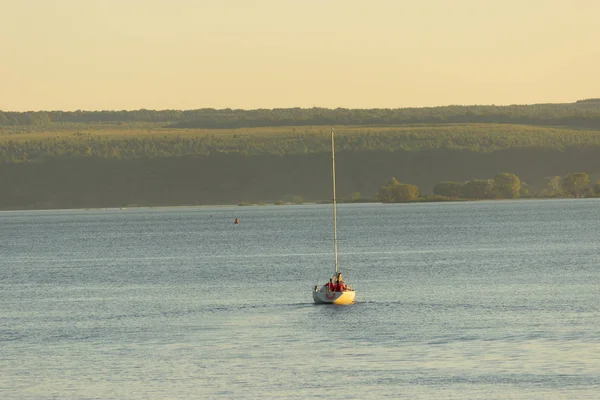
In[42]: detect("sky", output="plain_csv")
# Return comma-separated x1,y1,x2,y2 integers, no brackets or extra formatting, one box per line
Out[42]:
1,0,599,111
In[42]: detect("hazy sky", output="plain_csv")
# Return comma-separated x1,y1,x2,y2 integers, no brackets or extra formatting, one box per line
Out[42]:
1,0,599,111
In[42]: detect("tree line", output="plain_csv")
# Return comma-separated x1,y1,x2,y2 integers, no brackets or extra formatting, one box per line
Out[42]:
376,172,600,202
2,99,600,129
4,123,600,164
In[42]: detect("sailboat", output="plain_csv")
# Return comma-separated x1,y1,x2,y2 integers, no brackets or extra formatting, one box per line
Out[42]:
312,128,356,305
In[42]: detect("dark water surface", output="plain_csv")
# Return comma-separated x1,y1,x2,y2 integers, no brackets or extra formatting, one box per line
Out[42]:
1,200,599,399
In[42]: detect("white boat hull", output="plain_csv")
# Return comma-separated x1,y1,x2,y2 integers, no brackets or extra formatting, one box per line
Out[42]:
313,288,355,305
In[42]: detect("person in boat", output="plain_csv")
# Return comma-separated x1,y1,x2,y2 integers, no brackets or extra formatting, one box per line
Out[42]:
322,278,334,292
327,278,335,292
335,272,346,292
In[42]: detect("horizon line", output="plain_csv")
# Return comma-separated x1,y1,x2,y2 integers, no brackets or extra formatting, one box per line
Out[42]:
2,98,598,113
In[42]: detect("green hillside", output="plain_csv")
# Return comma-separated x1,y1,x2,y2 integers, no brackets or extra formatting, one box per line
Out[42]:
2,101,600,209
3,123,600,164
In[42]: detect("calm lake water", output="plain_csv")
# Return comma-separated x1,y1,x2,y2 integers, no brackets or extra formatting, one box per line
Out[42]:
1,200,599,399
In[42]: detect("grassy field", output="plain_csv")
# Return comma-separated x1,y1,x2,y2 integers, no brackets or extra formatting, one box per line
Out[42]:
3,121,600,139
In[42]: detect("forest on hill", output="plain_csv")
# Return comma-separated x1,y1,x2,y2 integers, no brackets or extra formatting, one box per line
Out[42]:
2,98,600,129
1,100,600,209
4,123,600,164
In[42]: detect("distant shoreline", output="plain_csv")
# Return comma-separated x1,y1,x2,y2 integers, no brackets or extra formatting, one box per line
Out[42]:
2,196,598,213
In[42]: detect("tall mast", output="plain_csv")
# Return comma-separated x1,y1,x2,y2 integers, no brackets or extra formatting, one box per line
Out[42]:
331,127,338,274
